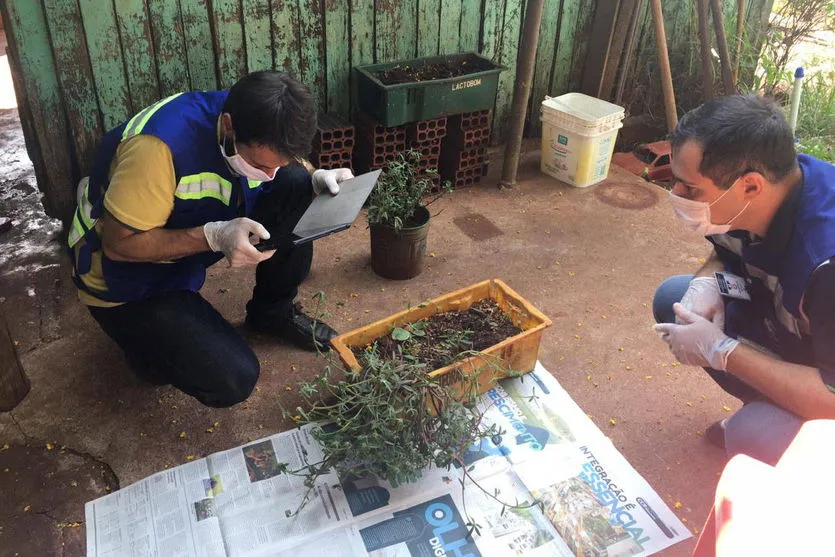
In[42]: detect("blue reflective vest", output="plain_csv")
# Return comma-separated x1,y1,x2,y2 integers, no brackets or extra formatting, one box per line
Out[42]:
69,91,267,303
710,155,835,361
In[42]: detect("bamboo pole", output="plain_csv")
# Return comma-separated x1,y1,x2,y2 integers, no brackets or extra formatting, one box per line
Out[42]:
734,0,746,83
649,0,678,130
710,0,737,94
697,0,715,101
499,0,546,188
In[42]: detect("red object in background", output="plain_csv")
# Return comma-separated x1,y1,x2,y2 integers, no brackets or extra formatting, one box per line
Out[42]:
612,140,673,183
693,420,835,556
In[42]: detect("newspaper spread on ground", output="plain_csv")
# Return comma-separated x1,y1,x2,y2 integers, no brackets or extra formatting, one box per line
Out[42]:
86,362,691,556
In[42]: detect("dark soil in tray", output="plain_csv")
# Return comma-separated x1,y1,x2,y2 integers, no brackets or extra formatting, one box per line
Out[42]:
373,57,495,85
352,299,523,371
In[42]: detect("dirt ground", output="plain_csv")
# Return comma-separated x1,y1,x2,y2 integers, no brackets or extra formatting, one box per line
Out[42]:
0,56,732,557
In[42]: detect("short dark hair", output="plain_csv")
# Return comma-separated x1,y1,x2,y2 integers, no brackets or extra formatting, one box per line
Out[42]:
670,95,797,189
223,71,317,158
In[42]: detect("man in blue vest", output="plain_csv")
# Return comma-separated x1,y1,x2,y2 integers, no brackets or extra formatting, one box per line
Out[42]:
653,95,835,465
69,71,353,407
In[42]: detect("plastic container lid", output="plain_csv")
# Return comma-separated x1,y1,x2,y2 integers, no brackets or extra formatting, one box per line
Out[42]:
541,92,624,123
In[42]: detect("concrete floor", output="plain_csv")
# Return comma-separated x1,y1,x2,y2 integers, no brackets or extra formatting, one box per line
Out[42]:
0,110,736,554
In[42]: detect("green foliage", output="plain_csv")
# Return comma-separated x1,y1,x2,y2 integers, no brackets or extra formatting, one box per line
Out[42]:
366,151,452,233
286,345,495,488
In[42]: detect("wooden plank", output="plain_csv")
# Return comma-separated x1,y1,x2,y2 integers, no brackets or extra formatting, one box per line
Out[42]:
550,0,581,96
114,0,160,110
528,0,561,135
325,0,350,115
493,0,525,144
350,0,374,113
0,313,29,411
567,0,596,93
211,0,247,89
270,0,301,77
438,0,462,55
298,0,326,110
148,0,190,97
1,0,74,219
418,0,441,57
179,0,218,91
376,0,417,62
243,0,273,72
480,0,503,61
42,0,103,181
579,0,619,97
458,0,481,53
78,0,131,129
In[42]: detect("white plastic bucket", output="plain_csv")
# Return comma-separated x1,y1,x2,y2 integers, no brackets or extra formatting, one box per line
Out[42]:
540,93,625,188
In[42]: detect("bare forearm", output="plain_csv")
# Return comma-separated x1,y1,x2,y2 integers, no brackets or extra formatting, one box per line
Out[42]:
695,249,724,278
103,226,211,263
726,344,835,419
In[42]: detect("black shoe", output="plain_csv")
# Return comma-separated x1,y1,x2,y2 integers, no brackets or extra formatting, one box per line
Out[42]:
705,419,727,449
247,302,339,352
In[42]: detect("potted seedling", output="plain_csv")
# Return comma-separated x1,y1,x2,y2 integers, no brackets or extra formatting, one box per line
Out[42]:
366,151,451,280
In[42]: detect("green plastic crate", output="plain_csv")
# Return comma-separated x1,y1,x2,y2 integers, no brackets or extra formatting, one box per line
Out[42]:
354,52,506,127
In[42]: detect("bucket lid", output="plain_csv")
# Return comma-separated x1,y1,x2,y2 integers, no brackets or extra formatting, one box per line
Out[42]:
541,92,624,122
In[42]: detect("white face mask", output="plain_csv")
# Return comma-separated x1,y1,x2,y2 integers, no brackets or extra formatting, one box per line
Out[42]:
668,179,750,236
219,137,279,182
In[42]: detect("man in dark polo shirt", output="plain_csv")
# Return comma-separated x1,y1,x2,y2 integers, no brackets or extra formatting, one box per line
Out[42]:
653,95,835,465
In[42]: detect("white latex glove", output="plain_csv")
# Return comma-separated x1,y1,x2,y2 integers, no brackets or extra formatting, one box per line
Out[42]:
679,276,724,329
654,303,740,370
203,217,275,268
312,168,353,196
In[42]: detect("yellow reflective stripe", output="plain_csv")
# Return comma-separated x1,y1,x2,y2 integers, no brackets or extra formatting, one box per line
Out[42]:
175,173,233,205
248,179,262,189
68,213,85,246
69,182,97,247
122,93,184,140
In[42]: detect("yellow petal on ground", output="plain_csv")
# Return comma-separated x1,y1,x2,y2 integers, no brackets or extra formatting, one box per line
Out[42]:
698,258,707,263
618,347,624,352
213,422,220,428
186,455,196,461
701,395,707,400
609,418,617,425
205,428,214,434
568,272,576,277
429,252,437,257
723,405,732,412
0,444,8,451
696,431,702,436
536,265,542,270
644,376,652,380
666,372,673,377
625,366,632,371
258,424,264,429
178,432,186,439
686,402,694,407
349,292,358,297
574,334,581,339
45,443,53,450
682,518,688,523
284,386,293,391
674,501,682,509
586,375,592,381
24,505,30,512
70,480,78,487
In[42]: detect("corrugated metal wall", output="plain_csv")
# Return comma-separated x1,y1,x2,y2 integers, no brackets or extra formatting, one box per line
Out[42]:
1,0,772,221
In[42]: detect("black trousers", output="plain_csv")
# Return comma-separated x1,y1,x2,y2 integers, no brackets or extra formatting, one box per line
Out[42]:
88,166,314,407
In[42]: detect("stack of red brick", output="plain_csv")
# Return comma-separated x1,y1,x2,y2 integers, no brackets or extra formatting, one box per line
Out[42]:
310,113,354,171
440,110,491,188
353,111,407,174
406,117,447,190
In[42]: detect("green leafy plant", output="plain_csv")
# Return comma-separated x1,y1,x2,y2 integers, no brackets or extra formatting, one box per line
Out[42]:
279,293,537,529
366,150,452,233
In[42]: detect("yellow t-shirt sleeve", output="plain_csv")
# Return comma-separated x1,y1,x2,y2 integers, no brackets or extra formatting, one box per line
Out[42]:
103,135,176,231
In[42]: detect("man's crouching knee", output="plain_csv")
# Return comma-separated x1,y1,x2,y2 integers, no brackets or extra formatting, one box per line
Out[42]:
198,356,260,408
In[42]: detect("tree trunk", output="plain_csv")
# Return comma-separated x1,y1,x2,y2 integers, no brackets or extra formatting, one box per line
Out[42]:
0,312,29,411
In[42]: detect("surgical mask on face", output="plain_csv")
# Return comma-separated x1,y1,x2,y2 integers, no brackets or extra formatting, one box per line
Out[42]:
668,179,750,236
219,136,278,182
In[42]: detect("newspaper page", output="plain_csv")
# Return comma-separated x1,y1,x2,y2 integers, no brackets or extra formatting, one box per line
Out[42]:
86,362,691,556
481,363,691,556
85,459,226,557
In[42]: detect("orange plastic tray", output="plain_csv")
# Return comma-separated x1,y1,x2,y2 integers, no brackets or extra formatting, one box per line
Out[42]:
330,279,552,399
